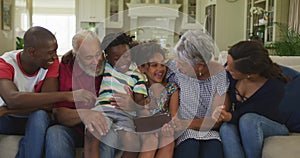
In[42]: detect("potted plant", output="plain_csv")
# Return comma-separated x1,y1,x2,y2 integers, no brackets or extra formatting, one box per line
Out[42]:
269,24,300,56
16,37,24,50
266,24,300,72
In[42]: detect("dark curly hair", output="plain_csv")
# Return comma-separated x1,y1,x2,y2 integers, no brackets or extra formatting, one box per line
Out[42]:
101,32,133,55
131,41,165,66
228,41,288,83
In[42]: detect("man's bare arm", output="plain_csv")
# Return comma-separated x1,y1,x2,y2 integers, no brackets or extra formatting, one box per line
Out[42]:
0,79,96,110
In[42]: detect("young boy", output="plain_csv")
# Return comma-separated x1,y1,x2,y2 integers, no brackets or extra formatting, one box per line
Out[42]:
84,33,148,158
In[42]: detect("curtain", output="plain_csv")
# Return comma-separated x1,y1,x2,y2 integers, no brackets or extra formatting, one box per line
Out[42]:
289,0,300,32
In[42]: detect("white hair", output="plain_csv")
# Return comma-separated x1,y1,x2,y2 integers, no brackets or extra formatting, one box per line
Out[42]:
72,30,100,53
174,30,215,65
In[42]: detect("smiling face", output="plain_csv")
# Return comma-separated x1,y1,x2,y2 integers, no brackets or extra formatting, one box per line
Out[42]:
34,38,58,69
23,26,58,70
226,55,247,80
106,44,131,73
77,38,104,77
141,52,167,85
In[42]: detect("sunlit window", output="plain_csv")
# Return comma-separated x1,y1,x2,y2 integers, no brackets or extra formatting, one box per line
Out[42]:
31,0,75,56
32,14,75,56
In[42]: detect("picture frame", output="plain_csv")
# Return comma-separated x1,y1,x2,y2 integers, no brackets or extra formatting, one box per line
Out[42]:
2,0,12,31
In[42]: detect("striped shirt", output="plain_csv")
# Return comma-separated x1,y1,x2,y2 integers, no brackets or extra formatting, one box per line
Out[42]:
96,63,147,109
167,60,229,146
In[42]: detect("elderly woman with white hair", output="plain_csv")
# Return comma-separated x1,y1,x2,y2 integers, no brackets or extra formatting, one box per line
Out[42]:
167,30,230,158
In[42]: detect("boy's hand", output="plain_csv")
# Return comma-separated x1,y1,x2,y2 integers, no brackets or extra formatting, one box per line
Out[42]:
110,86,137,111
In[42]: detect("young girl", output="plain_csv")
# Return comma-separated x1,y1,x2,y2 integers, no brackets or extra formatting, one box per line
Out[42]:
132,42,179,158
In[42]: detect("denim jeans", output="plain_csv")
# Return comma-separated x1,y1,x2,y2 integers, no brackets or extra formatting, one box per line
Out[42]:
46,125,116,158
220,113,289,158
174,138,224,158
0,110,51,158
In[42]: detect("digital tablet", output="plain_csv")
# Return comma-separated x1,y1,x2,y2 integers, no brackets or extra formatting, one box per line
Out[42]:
133,113,171,133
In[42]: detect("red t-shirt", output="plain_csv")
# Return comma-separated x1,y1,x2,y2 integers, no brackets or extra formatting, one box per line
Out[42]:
55,54,102,135
0,51,59,92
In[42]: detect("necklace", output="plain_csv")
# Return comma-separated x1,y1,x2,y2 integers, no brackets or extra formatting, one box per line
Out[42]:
235,88,249,102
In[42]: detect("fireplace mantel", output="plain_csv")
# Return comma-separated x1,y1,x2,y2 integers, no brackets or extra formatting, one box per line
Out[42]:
126,3,181,48
127,3,181,18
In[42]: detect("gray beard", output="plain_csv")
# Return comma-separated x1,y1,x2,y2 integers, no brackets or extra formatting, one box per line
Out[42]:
78,61,104,77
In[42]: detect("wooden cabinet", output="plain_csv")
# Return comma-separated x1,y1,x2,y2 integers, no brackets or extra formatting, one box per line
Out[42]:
77,0,105,22
182,0,201,29
106,0,124,28
246,0,289,44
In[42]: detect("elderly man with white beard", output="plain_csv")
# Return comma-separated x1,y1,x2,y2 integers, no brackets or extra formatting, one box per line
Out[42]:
45,30,116,158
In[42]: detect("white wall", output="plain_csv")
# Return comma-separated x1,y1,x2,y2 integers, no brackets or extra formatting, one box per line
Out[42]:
215,0,246,51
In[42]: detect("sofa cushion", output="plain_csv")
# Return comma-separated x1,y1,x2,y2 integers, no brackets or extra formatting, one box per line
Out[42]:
0,134,85,158
279,66,300,132
0,135,22,158
281,66,300,80
262,133,300,158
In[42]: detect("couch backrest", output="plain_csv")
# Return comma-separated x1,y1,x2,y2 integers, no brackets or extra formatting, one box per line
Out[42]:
279,66,300,133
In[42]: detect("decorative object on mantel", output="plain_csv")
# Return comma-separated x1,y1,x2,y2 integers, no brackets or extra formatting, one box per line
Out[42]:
226,0,238,2
249,6,268,43
250,6,265,15
250,6,268,25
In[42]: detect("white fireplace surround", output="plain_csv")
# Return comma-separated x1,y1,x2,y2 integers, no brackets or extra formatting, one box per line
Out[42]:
126,3,181,46
127,3,181,18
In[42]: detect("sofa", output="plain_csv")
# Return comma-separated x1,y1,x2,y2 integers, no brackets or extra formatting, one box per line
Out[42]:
0,135,84,158
1,63,300,158
262,65,300,158
219,52,300,157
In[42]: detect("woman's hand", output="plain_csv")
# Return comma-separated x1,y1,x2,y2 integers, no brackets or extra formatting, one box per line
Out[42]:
172,115,190,131
212,105,223,123
212,105,232,122
160,123,174,137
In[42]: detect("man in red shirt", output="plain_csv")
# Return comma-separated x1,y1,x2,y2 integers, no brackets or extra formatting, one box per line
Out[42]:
0,26,95,158
45,30,114,158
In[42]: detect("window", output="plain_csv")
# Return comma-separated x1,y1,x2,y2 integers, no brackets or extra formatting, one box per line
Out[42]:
32,0,75,56
32,14,75,56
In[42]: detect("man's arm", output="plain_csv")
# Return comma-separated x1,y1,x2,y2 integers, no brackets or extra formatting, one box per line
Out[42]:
0,78,95,110
53,107,109,135
53,107,82,126
41,77,59,92
39,77,59,111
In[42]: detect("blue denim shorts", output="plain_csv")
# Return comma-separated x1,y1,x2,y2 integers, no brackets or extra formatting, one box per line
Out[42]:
92,105,135,132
